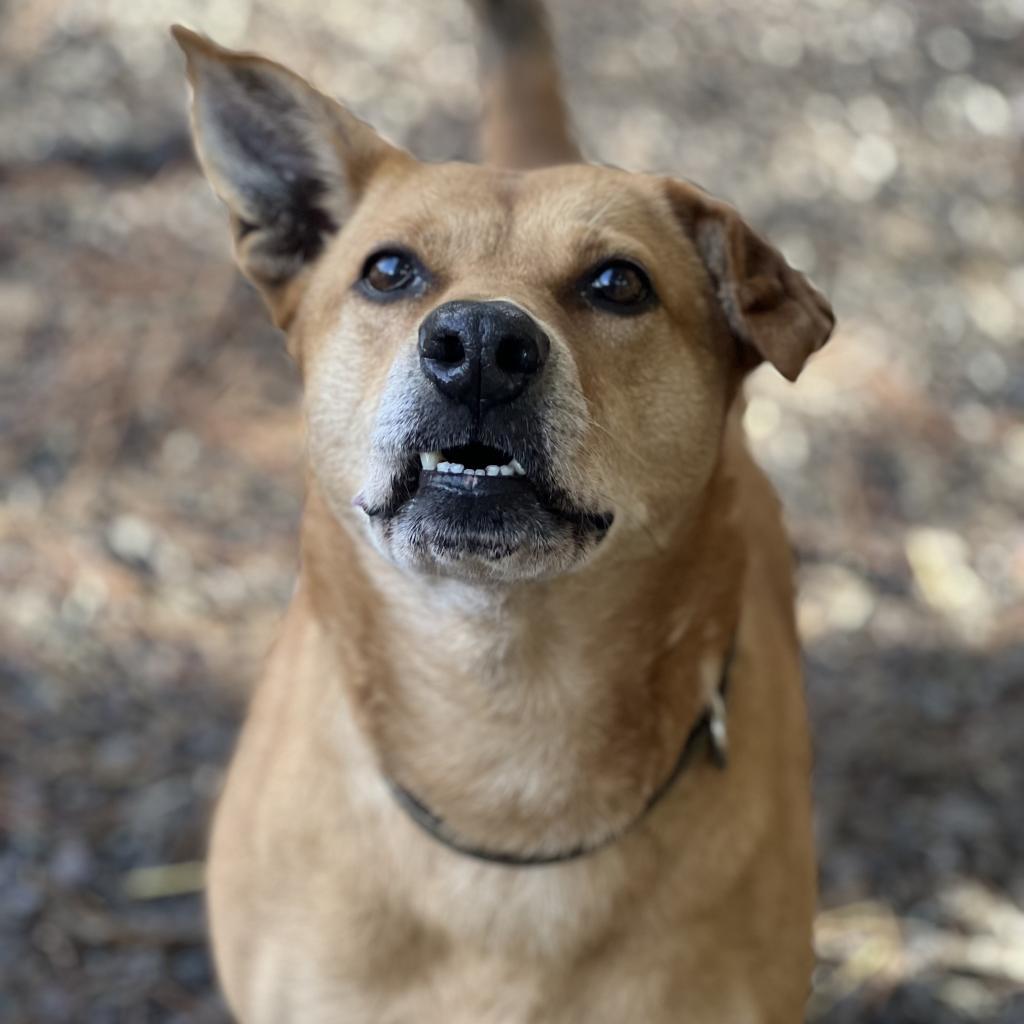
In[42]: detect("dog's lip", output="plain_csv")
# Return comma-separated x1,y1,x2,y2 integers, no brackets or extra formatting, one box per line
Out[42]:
416,467,534,499
409,466,614,534
360,446,613,535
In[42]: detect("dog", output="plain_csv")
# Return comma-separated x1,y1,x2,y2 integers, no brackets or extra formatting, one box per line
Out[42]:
173,1,834,1020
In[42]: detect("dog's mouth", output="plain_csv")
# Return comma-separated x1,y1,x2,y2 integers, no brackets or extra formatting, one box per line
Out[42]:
418,442,525,479
362,438,613,561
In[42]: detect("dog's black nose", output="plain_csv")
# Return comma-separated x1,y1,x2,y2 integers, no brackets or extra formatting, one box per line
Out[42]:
418,300,549,412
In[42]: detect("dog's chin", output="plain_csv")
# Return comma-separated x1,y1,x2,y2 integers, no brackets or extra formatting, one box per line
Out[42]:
364,458,613,584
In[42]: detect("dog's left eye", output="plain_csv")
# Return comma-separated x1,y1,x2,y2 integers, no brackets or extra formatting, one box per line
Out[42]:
583,260,654,314
361,250,420,296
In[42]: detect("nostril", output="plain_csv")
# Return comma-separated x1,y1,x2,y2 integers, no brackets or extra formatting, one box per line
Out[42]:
496,334,540,376
428,331,465,366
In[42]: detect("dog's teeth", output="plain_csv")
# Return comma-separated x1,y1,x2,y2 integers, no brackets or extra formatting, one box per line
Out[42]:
432,457,522,477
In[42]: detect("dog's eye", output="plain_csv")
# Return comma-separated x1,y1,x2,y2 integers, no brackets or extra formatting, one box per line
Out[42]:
583,260,654,314
361,250,419,296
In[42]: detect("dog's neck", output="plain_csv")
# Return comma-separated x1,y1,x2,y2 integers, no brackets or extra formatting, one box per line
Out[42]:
302,449,745,856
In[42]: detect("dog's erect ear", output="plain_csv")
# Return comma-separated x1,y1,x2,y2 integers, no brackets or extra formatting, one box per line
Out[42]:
668,181,835,382
172,26,405,324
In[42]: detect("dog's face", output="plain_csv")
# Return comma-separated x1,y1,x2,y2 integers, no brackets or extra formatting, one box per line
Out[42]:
175,30,833,584
300,161,740,582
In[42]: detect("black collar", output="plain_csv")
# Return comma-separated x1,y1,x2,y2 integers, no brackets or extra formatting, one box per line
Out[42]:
386,637,737,868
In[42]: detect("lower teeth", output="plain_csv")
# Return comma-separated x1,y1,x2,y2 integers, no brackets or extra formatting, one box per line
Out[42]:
422,455,525,477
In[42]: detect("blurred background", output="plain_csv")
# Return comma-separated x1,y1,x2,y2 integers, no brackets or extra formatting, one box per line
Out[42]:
1,0,1022,1020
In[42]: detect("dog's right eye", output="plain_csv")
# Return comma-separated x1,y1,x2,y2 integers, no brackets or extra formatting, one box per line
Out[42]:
360,250,421,297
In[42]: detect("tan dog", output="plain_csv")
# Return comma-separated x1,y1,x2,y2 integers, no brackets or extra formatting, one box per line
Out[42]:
173,2,834,1020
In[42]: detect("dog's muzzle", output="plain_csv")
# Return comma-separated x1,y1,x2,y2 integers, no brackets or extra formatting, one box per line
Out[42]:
360,299,612,575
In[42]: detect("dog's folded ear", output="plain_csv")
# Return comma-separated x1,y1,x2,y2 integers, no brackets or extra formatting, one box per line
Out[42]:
172,26,405,325
668,180,835,382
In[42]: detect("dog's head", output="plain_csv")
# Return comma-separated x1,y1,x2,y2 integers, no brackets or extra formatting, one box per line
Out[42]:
175,29,833,584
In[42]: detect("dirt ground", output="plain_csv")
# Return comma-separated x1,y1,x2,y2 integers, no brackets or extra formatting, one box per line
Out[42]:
1,0,1022,1021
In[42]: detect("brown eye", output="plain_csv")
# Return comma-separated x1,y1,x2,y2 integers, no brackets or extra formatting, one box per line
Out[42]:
584,260,654,314
361,250,420,296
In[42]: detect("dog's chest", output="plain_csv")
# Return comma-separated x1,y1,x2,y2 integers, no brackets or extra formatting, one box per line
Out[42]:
253,910,767,1024
250,839,772,1024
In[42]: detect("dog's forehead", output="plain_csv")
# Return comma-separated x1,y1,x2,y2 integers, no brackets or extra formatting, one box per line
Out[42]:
360,161,670,267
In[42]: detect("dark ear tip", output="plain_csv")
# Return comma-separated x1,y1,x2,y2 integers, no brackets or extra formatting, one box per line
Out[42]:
170,24,198,49
170,24,223,63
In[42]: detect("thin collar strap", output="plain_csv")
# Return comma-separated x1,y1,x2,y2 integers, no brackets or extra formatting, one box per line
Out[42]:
386,635,737,868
